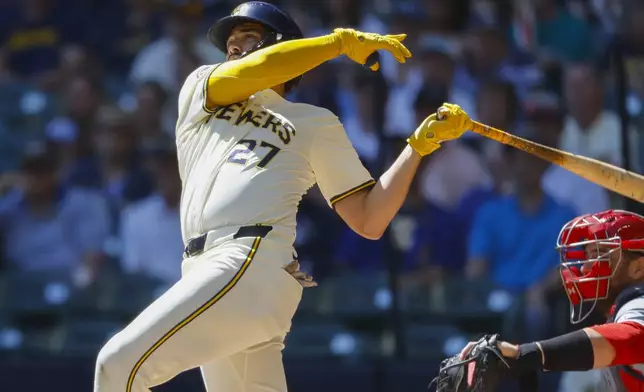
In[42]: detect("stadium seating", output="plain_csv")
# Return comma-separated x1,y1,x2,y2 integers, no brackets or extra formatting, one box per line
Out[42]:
283,321,380,359
316,272,390,317
53,318,123,357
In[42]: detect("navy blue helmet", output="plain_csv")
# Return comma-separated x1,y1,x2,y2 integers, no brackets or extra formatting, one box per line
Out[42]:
208,2,304,92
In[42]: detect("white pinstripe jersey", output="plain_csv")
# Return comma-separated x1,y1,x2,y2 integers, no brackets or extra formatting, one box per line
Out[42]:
175,64,374,246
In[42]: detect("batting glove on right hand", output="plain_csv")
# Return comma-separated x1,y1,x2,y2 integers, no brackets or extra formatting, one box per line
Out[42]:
407,103,471,156
284,260,317,288
333,28,412,71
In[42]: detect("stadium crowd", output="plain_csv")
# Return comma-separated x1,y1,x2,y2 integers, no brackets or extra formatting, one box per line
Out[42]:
0,0,643,391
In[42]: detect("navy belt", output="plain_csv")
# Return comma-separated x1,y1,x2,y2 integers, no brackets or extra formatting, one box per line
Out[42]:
183,225,273,259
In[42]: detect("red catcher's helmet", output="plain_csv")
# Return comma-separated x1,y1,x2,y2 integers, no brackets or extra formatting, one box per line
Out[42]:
557,209,644,324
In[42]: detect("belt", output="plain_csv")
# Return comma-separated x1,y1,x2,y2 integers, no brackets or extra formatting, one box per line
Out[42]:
183,225,273,259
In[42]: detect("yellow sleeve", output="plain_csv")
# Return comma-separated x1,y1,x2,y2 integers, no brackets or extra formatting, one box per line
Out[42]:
309,111,375,208
206,34,342,107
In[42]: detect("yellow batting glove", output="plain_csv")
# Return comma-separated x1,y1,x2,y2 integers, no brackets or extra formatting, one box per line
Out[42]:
332,28,412,71
407,103,472,156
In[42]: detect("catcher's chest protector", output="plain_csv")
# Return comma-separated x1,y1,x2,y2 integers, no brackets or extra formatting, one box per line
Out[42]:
600,284,644,392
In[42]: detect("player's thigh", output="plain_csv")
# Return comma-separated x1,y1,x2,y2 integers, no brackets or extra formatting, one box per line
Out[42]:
200,337,287,392
98,242,280,386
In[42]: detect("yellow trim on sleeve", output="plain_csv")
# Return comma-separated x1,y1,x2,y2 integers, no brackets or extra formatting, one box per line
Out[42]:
202,64,223,114
329,179,376,206
125,236,262,392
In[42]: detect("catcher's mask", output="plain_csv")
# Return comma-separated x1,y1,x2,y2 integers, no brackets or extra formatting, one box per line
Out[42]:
556,209,644,324
207,1,304,93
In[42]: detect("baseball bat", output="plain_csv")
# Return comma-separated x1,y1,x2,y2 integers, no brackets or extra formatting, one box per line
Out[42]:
468,120,644,203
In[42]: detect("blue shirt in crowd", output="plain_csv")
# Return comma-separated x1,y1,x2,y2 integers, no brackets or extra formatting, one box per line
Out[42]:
467,194,576,291
409,187,496,272
333,227,386,272
0,188,110,272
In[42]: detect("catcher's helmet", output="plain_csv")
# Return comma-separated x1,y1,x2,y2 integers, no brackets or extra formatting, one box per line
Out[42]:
557,209,644,324
207,2,304,92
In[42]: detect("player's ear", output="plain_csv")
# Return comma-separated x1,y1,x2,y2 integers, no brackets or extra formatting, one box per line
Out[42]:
627,252,644,281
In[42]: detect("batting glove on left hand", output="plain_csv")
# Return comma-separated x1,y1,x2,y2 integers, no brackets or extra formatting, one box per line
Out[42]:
407,103,471,156
333,28,412,71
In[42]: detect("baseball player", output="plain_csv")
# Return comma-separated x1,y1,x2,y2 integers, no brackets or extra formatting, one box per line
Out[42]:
435,209,644,392
93,2,472,392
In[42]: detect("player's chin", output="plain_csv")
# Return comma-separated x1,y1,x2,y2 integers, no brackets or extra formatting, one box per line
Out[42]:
226,55,240,61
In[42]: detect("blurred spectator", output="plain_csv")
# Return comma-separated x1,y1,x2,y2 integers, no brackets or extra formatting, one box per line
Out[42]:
36,44,101,93
476,80,519,193
405,84,491,307
383,46,458,138
289,62,340,115
466,132,576,340
0,0,85,80
321,0,362,28
96,0,165,74
476,80,520,131
622,0,644,54
416,0,464,58
339,69,383,170
331,227,385,275
44,116,80,181
295,188,345,281
421,0,462,34
418,48,457,91
468,0,508,27
529,90,611,214
79,108,154,209
47,75,104,161
281,3,322,37
129,4,225,95
0,143,109,286
120,143,182,284
453,25,542,116
440,81,521,265
132,80,172,145
560,62,639,168
417,120,491,210
512,0,593,62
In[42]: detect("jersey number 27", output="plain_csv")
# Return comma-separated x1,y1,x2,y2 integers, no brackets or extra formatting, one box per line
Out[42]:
227,139,281,169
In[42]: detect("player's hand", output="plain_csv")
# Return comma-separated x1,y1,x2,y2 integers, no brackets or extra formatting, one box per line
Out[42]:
407,103,471,156
284,260,317,288
459,338,519,360
332,28,412,71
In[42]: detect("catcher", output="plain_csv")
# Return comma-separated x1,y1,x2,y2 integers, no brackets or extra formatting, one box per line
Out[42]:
433,209,644,391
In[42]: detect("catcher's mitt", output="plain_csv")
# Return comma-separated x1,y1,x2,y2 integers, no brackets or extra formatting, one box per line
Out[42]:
429,334,511,392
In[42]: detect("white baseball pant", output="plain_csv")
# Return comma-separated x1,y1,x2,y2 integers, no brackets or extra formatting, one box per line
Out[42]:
93,227,302,392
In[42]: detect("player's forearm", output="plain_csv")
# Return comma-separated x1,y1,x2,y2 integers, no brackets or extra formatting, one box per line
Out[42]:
360,145,422,238
207,34,342,106
501,322,644,373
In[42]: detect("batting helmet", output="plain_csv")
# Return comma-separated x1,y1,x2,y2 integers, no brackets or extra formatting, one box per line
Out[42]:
207,2,304,92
